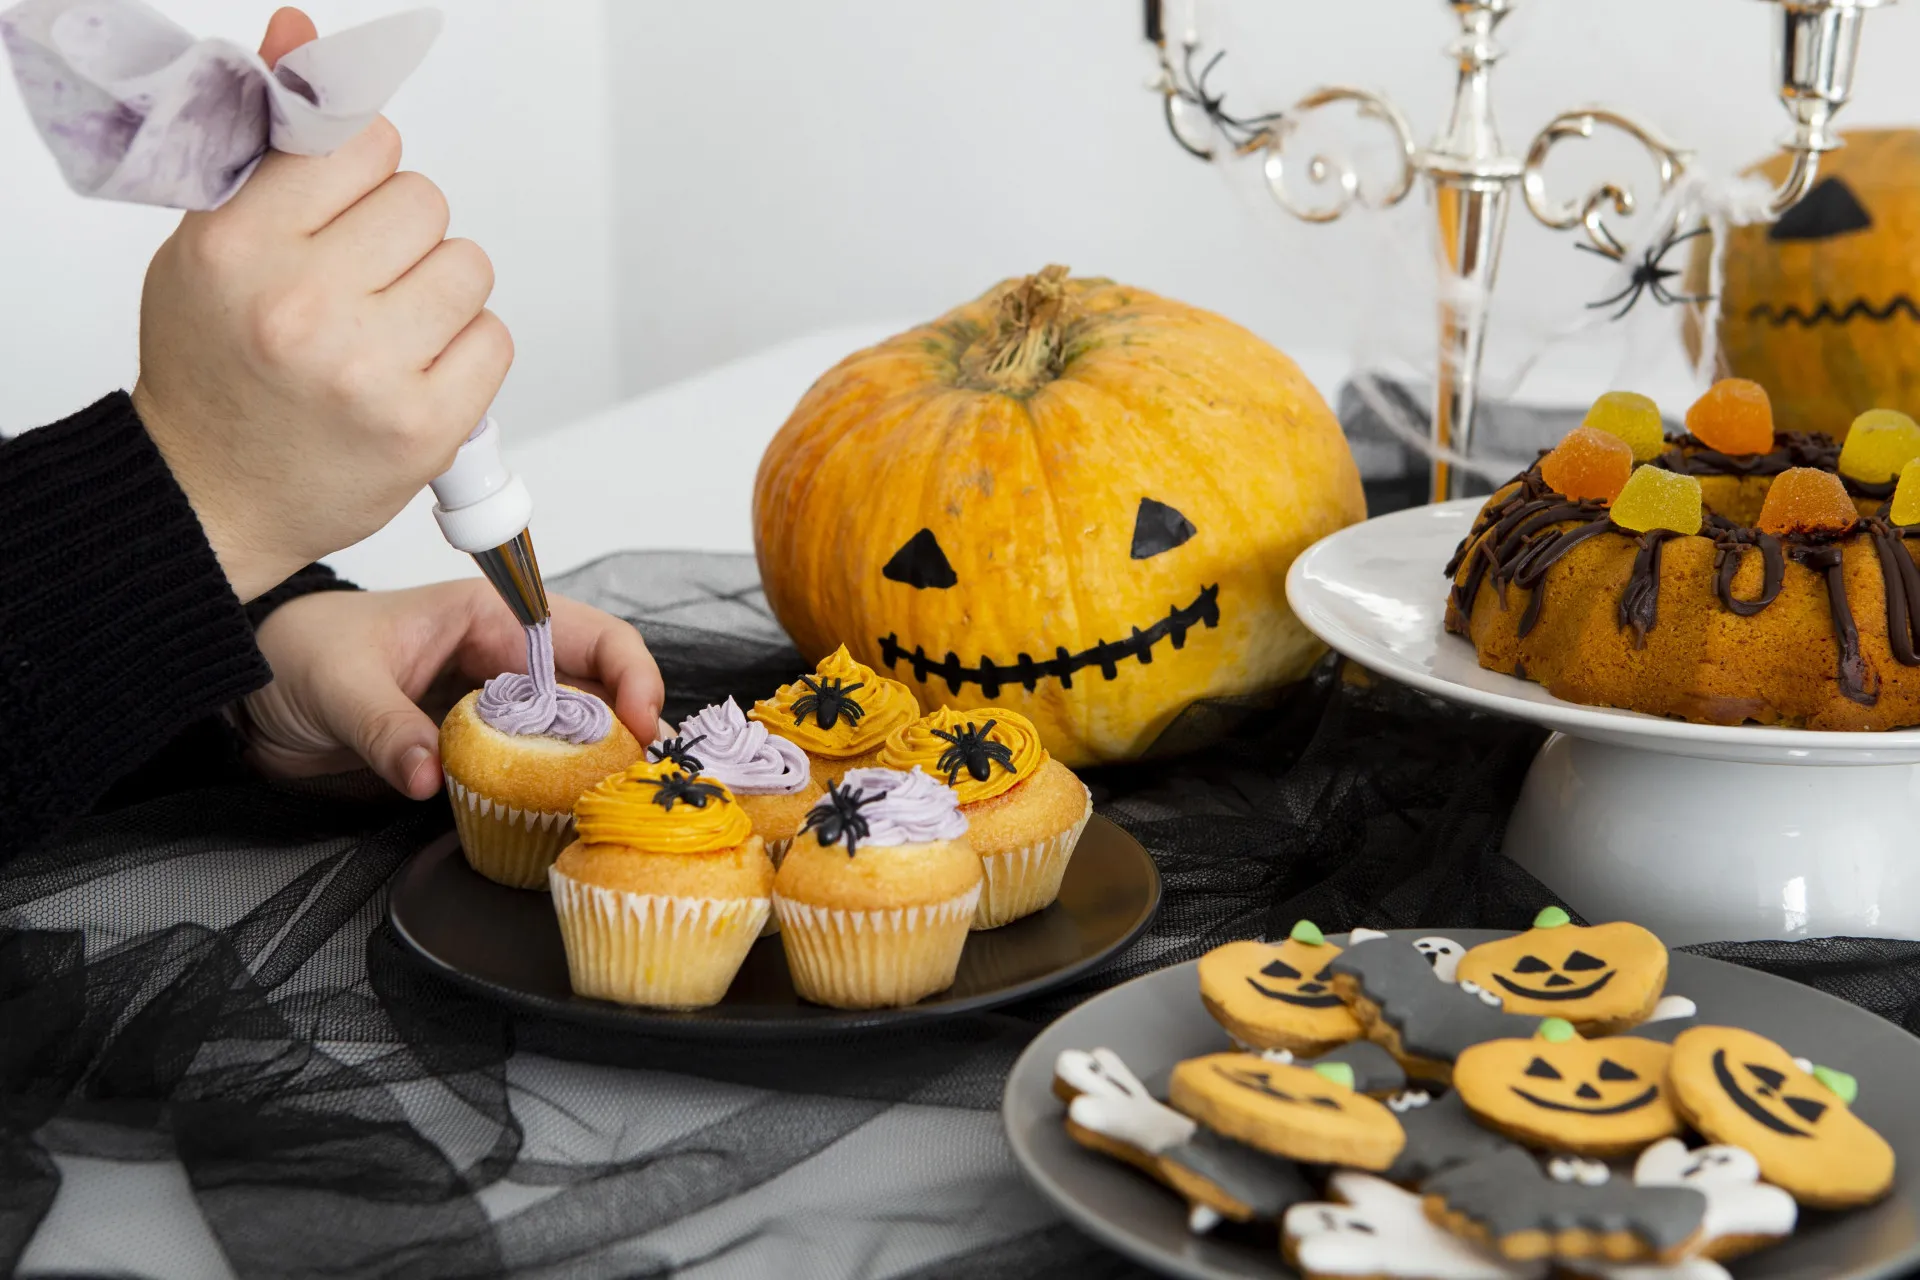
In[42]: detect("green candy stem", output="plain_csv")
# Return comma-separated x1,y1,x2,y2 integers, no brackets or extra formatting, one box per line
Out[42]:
1538,1017,1577,1043
1289,920,1327,946
1533,906,1572,930
1311,1061,1356,1091
1811,1064,1859,1105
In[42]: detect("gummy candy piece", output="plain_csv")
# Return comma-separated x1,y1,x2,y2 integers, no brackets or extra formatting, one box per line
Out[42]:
1756,467,1858,536
1533,906,1571,929
1892,460,1920,526
1582,390,1666,463
1311,1061,1356,1090
1609,467,1703,536
1538,1018,1577,1043
1812,1065,1859,1105
1685,378,1775,455
1539,427,1633,502
1837,409,1920,483
1290,919,1325,946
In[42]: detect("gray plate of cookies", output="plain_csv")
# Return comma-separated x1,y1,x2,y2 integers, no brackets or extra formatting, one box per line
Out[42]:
1002,920,1920,1280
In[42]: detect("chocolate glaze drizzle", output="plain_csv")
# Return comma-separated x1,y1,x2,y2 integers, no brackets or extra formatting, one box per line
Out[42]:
1446,434,1920,708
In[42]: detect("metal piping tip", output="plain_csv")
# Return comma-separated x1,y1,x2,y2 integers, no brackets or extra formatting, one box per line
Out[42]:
472,527,550,627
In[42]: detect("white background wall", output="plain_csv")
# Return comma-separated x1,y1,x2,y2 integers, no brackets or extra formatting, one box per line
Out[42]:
5,0,1920,443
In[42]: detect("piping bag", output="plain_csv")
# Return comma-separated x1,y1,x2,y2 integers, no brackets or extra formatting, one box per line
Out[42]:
1,0,550,627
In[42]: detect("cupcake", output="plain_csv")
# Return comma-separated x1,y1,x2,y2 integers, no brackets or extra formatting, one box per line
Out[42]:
652,697,821,864
774,767,982,1009
749,645,917,786
440,621,642,888
878,707,1090,929
548,759,774,1009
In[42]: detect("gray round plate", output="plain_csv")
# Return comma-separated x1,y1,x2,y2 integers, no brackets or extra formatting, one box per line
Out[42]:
389,813,1158,1037
1002,928,1920,1279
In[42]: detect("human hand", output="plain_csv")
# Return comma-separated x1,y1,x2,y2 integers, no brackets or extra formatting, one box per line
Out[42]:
132,7,512,603
241,581,664,798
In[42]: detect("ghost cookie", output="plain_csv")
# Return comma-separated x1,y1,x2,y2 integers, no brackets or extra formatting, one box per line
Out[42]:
1667,1025,1894,1209
1453,1018,1683,1158
1423,1147,1707,1263
1328,935,1545,1082
1627,1138,1795,1260
1383,1087,1520,1187
1168,1052,1405,1170
1197,921,1364,1055
1284,1170,1547,1280
1415,935,1468,983
1455,907,1666,1035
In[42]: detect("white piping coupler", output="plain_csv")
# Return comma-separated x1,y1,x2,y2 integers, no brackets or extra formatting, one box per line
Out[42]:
430,416,551,627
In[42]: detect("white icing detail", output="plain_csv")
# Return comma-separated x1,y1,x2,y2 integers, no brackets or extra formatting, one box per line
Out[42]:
1055,1048,1152,1102
1069,1093,1196,1156
1633,1137,1797,1244
1646,994,1699,1023
1186,1204,1222,1235
1259,1048,1296,1064
1413,935,1466,983
1346,927,1391,945
1792,1056,1815,1075
1457,978,1504,1008
445,774,569,832
1284,1172,1547,1279
1548,1156,1611,1187
1387,1088,1433,1114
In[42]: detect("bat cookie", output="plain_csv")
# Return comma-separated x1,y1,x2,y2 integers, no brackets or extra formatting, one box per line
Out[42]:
1455,907,1666,1036
1169,1052,1405,1170
1328,935,1545,1082
1452,1018,1683,1158
1197,920,1364,1055
1423,1146,1708,1264
1560,1138,1797,1280
1382,1087,1520,1187
1284,1169,1546,1280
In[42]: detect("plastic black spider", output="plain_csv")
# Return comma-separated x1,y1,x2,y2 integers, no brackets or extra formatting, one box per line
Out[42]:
1577,226,1712,320
641,771,727,811
799,780,877,856
930,719,1017,785
1146,3,1284,162
790,676,866,730
646,733,707,775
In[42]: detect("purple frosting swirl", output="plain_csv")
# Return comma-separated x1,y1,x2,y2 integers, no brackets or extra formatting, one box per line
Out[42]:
837,767,969,845
658,698,810,795
476,620,612,744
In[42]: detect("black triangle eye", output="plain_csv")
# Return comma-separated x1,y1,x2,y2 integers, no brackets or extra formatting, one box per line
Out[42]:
1770,176,1872,242
1260,959,1302,980
1525,1057,1563,1080
882,528,957,590
1512,955,1552,973
1597,1059,1638,1082
1130,497,1196,559
1785,1095,1830,1124
1562,950,1608,972
1747,1063,1787,1091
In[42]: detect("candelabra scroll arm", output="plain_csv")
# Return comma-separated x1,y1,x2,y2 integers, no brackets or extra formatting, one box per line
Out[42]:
1521,108,1694,260
1259,87,1419,224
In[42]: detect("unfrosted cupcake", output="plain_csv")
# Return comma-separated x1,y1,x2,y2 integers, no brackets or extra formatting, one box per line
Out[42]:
774,767,982,1009
749,645,917,786
440,620,642,888
548,759,773,1009
878,707,1089,929
653,697,821,863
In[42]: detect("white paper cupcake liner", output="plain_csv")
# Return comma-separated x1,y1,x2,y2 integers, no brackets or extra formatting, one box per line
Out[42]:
446,773,573,889
548,869,769,1009
972,787,1093,930
774,884,981,1009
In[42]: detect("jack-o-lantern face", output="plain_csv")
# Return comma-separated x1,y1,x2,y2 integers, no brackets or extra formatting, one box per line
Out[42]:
1197,931,1365,1057
1689,129,1920,439
1454,1031,1682,1157
1667,1026,1894,1209
1456,913,1666,1033
1168,1052,1405,1170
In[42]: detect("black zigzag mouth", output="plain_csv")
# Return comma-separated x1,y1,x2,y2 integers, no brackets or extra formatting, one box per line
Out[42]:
877,584,1220,696
1747,295,1920,328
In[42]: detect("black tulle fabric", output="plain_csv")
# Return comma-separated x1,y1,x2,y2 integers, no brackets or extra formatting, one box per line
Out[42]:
5,548,1920,1279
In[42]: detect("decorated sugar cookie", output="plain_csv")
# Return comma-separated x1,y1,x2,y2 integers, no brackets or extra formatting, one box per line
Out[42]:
1453,1019,1683,1158
1455,908,1667,1035
1284,1170,1546,1280
1623,994,1701,1045
1423,1147,1708,1264
1197,921,1364,1055
1383,1087,1520,1187
1667,1026,1894,1209
1168,1052,1405,1170
1054,1047,1194,1177
1629,1138,1796,1260
1328,935,1545,1082
1415,935,1468,983
1301,1037,1409,1097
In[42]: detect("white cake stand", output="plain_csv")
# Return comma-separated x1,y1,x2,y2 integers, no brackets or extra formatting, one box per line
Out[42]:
1285,499,1920,945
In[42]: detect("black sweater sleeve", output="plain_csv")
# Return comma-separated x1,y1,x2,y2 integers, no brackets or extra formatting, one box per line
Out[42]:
0,392,348,860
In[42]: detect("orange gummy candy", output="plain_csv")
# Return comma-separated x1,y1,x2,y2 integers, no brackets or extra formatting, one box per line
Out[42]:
1837,409,1920,484
1582,391,1667,463
1892,460,1920,527
1540,426,1634,502
1609,466,1702,536
1685,379,1774,456
1756,467,1859,536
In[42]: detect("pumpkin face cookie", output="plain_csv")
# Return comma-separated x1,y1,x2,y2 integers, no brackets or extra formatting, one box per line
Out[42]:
1667,1025,1894,1209
1453,1020,1682,1158
1328,935,1545,1082
1197,921,1364,1056
1168,1052,1405,1170
1455,907,1666,1034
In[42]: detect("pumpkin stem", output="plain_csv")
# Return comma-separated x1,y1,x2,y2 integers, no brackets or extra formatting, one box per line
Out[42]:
961,264,1078,395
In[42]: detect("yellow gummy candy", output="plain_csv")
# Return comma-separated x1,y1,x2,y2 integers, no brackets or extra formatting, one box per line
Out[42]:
1583,391,1667,464
1838,409,1920,484
1892,459,1920,526
1609,466,1702,536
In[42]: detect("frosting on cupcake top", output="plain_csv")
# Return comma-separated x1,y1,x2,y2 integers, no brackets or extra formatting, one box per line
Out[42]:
748,645,917,757
477,620,612,744
799,767,968,854
650,698,811,796
878,707,1046,805
573,759,751,853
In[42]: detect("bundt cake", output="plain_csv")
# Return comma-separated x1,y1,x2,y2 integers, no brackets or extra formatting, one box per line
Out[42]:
1445,382,1920,730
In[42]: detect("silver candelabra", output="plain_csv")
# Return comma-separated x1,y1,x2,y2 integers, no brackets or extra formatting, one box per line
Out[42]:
1147,0,1893,501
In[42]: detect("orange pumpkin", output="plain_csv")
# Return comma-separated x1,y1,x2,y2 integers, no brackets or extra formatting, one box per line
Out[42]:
751,266,1366,765
1688,129,1920,438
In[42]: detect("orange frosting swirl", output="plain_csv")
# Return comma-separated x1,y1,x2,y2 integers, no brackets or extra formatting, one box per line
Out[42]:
878,707,1047,804
748,645,917,757
573,759,752,853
